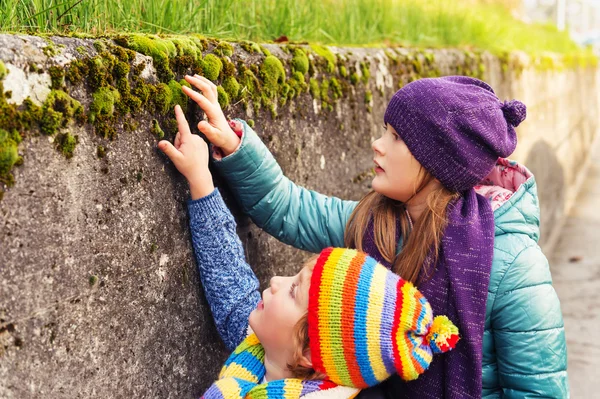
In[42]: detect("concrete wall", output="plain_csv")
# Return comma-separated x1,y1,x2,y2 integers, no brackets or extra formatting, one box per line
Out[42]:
0,34,598,398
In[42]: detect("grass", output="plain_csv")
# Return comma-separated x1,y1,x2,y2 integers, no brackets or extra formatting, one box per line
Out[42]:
0,0,587,55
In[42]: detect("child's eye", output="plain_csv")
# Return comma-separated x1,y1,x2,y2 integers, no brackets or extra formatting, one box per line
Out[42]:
381,124,387,131
289,282,297,298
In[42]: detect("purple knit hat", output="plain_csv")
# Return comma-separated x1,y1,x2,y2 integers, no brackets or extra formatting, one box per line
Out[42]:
383,76,526,192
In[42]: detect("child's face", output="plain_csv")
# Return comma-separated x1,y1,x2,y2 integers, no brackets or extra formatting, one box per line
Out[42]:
371,123,423,202
249,262,314,356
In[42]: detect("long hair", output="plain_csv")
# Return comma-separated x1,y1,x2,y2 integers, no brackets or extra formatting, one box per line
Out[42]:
344,168,459,284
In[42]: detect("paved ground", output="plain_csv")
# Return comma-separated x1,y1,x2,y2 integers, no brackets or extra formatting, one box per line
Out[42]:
549,147,600,398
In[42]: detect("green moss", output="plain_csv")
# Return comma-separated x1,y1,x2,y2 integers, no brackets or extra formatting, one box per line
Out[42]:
115,34,177,82
123,119,140,132
113,61,130,78
40,90,84,135
154,83,172,114
259,45,272,56
167,80,187,111
247,119,255,128
42,41,60,57
320,79,330,103
310,44,336,73
288,71,307,98
239,68,260,100
260,55,286,98
202,54,223,81
89,275,98,286
179,79,192,89
221,58,236,78
309,78,320,100
217,86,230,108
350,72,359,85
29,63,41,73
0,61,7,80
55,132,78,158
93,40,107,53
222,76,240,100
385,50,398,64
76,46,88,55
360,62,370,83
365,89,373,103
240,41,262,54
170,36,203,59
90,87,121,122
424,52,435,65
132,83,151,104
291,48,309,75
151,119,164,139
215,41,234,57
97,145,106,158
65,59,87,85
339,65,348,78
330,78,342,100
49,66,65,90
0,128,19,177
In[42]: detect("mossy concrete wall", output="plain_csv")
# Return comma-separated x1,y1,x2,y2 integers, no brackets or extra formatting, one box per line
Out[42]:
0,34,597,398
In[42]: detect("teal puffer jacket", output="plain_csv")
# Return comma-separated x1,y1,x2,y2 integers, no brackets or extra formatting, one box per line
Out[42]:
214,121,569,398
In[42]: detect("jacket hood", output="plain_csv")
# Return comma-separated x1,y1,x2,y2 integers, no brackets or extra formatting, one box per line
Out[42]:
474,158,540,242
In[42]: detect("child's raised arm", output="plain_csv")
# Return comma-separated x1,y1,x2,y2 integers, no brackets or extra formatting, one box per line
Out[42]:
182,75,358,254
187,189,260,351
159,106,260,350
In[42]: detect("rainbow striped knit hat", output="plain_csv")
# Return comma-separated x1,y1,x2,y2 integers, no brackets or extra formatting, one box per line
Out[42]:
308,247,459,388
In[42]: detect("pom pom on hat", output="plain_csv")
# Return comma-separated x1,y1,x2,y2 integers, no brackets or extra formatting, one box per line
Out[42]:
426,315,460,354
501,99,527,127
308,248,460,388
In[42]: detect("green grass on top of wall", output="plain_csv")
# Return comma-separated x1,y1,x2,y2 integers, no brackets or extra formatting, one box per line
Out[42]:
0,0,591,57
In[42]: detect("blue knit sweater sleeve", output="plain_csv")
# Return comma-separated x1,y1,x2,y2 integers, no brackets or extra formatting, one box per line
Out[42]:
187,188,260,351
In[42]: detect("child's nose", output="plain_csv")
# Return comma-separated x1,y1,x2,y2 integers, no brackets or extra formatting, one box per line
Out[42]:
372,137,383,155
269,276,280,293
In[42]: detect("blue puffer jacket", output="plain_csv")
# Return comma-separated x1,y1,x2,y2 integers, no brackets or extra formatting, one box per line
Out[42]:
213,121,569,398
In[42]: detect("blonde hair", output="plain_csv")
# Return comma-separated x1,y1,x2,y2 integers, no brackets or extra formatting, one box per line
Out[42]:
344,168,459,284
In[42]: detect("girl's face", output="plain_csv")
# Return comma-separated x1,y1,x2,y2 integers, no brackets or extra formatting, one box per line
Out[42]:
371,124,424,202
249,263,313,357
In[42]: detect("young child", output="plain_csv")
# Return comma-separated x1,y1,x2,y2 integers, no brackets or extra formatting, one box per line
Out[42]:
173,74,569,398
158,105,459,398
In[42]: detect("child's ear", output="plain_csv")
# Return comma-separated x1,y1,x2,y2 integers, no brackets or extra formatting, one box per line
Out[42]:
298,348,313,369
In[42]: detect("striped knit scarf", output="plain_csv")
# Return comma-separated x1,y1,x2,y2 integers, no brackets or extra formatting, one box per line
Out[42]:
201,334,340,399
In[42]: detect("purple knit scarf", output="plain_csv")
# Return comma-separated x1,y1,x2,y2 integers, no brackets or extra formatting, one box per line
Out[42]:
362,189,495,398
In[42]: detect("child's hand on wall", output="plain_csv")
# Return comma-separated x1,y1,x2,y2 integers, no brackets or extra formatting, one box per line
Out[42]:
182,75,241,157
158,105,214,200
